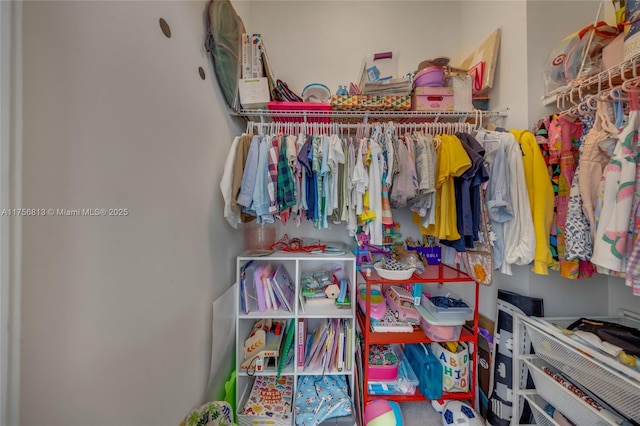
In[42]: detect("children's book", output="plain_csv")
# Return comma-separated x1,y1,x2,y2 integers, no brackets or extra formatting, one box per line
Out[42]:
253,263,271,312
239,260,254,314
297,318,306,367
243,375,293,420
270,264,294,312
304,320,329,370
370,308,414,332
277,319,295,378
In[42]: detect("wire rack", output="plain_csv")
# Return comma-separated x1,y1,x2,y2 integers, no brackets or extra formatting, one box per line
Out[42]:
233,108,509,125
517,312,640,423
543,51,640,108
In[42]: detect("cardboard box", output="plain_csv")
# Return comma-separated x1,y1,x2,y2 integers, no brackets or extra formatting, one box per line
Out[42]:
603,33,624,70
411,87,454,111
238,77,270,109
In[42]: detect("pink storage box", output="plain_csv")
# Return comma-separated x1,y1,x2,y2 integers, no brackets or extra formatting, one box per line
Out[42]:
267,101,331,123
411,87,454,111
368,344,399,381
416,305,463,342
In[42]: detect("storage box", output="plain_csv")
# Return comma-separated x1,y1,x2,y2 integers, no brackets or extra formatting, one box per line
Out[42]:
417,305,463,342
331,95,411,111
421,285,474,322
239,78,271,109
368,344,399,381
404,342,443,400
368,345,419,396
411,87,454,111
267,101,331,123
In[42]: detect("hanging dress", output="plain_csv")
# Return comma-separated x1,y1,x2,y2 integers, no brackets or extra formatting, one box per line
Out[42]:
564,110,595,261
592,89,640,273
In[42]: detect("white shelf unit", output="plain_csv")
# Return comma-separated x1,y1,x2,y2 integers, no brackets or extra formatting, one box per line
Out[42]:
235,251,357,425
512,311,640,425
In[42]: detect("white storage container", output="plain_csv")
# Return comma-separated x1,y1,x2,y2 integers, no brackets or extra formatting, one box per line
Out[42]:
417,304,463,342
420,285,473,322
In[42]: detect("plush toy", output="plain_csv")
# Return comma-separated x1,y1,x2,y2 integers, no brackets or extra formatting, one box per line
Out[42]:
364,400,403,426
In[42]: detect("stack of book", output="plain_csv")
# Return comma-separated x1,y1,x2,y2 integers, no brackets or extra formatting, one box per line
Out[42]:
240,263,295,314
298,318,352,373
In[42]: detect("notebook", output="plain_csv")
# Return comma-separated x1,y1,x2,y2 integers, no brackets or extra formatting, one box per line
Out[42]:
370,309,414,332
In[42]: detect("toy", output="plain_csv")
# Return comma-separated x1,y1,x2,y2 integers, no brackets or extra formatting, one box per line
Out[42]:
441,401,485,426
364,399,404,426
240,319,287,373
354,233,390,270
357,283,387,320
384,286,421,325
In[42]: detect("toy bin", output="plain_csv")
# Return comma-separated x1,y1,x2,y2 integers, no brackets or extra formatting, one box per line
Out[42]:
420,285,474,322
368,344,399,381
368,345,419,396
417,304,464,342
404,342,443,400
267,101,331,123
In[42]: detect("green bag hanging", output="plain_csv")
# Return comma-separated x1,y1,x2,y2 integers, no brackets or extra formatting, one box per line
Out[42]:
205,0,245,112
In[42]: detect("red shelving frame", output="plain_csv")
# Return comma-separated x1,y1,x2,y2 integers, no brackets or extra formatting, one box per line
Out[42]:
357,263,479,407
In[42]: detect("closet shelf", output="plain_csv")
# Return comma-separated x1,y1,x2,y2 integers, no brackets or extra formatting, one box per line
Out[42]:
234,108,508,124
543,51,640,108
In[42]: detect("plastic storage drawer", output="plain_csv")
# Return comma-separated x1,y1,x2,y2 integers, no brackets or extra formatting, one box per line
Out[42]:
421,285,473,322
368,345,419,396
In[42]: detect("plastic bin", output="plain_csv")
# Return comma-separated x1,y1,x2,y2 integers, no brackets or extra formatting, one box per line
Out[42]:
267,101,331,123
404,342,443,400
368,344,399,381
417,304,464,342
368,345,419,396
421,285,473,322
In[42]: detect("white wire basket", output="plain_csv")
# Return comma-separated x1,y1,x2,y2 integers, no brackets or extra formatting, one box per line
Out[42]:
524,357,617,426
373,262,416,280
522,393,559,426
523,318,640,422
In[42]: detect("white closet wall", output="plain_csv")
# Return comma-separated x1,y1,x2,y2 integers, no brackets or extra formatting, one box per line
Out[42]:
20,1,243,425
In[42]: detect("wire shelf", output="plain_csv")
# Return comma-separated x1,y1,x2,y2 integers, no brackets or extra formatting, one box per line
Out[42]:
233,108,508,125
543,51,640,108
522,315,640,422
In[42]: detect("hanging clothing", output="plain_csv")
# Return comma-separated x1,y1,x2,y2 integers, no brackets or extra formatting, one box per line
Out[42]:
547,115,594,279
564,112,595,262
221,135,242,229
476,131,513,271
510,129,555,274
366,141,384,245
421,134,471,242
578,102,618,239
592,99,640,272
